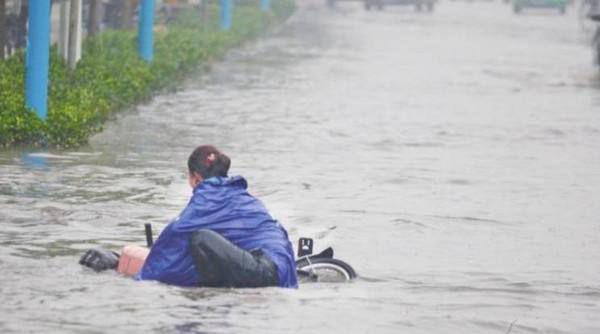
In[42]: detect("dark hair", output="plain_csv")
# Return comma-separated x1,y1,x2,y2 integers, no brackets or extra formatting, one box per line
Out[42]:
187,145,231,179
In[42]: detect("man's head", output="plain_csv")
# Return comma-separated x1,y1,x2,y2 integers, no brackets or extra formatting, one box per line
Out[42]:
187,145,231,188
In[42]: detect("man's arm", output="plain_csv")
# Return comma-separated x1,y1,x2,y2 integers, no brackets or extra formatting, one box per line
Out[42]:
117,246,150,277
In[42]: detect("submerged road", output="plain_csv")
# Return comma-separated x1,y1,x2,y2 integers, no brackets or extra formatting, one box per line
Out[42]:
1,1,600,333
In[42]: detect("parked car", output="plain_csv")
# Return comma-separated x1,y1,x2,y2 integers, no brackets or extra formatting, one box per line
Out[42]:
364,0,435,11
512,0,568,14
592,13,600,65
326,0,364,8
578,0,599,32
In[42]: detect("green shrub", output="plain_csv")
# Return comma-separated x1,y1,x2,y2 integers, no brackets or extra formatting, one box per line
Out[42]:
0,53,46,146
0,0,296,148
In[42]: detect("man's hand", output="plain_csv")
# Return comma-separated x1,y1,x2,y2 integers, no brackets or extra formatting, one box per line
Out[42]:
79,248,120,272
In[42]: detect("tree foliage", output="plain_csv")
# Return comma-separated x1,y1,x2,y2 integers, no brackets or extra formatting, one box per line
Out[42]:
0,1,296,148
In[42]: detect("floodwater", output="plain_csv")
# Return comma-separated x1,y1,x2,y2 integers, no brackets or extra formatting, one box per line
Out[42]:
2,1,600,333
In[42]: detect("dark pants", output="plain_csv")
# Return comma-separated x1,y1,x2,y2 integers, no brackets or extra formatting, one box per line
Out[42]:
189,230,279,288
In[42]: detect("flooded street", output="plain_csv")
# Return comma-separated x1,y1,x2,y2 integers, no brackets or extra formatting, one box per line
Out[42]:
2,1,600,333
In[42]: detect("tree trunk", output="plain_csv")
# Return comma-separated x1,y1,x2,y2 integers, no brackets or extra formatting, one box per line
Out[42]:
87,0,100,37
0,0,6,59
119,0,133,29
58,0,69,60
201,0,210,29
16,0,28,49
68,0,82,69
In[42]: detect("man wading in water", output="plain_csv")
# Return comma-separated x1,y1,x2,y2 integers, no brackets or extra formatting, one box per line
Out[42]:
80,145,298,288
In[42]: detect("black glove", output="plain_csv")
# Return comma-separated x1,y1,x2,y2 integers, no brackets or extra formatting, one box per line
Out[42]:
79,248,120,272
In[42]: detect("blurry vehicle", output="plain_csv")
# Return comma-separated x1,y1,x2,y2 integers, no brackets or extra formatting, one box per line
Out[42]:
512,0,568,14
591,13,600,65
326,0,364,8
364,0,435,11
579,0,600,31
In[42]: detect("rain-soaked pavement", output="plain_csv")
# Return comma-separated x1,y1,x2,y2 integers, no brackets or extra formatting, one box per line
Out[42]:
1,1,600,333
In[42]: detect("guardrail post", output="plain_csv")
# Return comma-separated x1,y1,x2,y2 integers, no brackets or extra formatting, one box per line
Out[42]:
220,0,233,31
25,0,50,120
138,0,155,62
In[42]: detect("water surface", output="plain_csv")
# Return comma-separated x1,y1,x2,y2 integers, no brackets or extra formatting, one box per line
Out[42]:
1,1,600,333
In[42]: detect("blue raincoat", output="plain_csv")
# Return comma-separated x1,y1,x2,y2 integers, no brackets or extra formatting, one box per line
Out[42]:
137,176,298,288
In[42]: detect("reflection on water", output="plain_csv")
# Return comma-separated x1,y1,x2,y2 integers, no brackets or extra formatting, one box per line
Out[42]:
2,1,600,333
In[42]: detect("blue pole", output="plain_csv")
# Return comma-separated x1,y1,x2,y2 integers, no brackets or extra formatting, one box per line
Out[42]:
220,0,233,31
21,153,48,170
25,1,51,120
260,0,270,11
138,0,155,62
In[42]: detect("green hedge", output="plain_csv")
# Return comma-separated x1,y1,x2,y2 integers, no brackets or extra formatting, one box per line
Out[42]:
0,1,295,148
